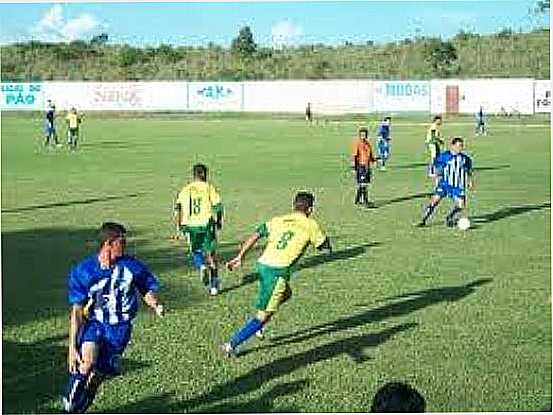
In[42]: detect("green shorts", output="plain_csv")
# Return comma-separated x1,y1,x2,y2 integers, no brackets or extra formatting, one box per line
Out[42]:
180,223,217,253
255,262,292,312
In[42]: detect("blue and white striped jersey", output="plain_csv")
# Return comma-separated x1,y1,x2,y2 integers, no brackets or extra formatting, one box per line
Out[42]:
68,254,160,325
434,150,473,190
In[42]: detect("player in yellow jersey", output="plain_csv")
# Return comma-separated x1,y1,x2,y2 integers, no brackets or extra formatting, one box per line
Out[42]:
65,107,83,150
174,164,224,296
222,192,332,356
425,115,444,180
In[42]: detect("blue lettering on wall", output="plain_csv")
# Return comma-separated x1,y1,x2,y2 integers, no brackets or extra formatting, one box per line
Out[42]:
197,85,234,100
385,82,428,97
2,83,41,107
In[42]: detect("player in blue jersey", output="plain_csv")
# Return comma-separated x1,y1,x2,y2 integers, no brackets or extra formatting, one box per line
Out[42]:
417,137,473,228
44,100,59,147
62,222,165,413
376,117,392,170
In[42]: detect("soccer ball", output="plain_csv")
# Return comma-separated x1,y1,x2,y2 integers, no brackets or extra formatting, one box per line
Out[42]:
457,217,471,230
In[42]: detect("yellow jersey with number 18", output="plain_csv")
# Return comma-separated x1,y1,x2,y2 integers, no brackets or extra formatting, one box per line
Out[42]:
257,211,326,269
176,180,221,227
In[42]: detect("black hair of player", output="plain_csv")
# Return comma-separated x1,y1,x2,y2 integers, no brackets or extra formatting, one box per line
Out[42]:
193,163,208,181
358,127,369,138
384,116,391,122
451,136,464,145
370,381,426,412
98,222,126,250
294,192,315,213
433,115,442,122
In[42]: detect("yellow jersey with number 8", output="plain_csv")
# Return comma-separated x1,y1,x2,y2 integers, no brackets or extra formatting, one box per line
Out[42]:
176,181,221,227
257,212,326,269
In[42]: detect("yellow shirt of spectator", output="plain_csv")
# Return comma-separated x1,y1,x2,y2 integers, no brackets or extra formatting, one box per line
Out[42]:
256,211,327,269
176,180,221,227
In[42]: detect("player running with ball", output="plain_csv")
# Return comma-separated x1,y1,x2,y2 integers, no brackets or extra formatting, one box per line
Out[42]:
222,192,332,357
417,137,473,228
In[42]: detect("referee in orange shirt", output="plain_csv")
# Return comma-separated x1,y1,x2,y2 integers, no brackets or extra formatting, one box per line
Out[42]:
351,127,377,207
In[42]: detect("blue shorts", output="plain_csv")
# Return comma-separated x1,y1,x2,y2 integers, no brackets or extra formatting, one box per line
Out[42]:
77,319,132,375
45,121,56,136
434,183,466,199
378,143,390,159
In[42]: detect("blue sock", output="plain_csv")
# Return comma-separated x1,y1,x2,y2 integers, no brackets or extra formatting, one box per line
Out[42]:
65,373,88,412
230,318,264,349
191,251,205,269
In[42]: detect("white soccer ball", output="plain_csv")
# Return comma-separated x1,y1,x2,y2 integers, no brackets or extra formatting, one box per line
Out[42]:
457,217,471,231
209,287,219,296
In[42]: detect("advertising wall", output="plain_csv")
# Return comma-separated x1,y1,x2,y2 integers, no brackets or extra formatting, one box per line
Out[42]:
41,82,189,111
1,83,45,110
373,81,431,112
431,79,536,115
188,82,242,111
535,80,551,113
0,79,549,114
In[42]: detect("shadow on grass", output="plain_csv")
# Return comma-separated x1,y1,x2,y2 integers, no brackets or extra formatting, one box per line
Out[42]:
177,323,416,412
107,379,309,414
471,202,550,224
262,278,492,349
1,193,142,213
220,242,380,295
473,164,511,172
377,192,431,208
2,335,150,414
1,226,204,327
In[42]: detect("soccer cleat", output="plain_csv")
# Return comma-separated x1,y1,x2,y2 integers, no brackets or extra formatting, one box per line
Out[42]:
220,342,238,358
209,287,219,296
199,265,209,286
255,328,265,340
415,221,426,228
365,201,377,209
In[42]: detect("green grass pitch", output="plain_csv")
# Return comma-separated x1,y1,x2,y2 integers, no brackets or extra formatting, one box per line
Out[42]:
2,112,551,413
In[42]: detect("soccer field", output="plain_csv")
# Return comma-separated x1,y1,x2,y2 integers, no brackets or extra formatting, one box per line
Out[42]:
2,113,551,413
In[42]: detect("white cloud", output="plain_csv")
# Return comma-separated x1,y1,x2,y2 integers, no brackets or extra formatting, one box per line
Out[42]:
271,20,303,48
31,5,103,42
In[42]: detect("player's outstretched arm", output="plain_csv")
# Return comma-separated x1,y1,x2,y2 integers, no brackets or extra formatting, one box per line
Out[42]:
144,291,165,317
226,232,260,271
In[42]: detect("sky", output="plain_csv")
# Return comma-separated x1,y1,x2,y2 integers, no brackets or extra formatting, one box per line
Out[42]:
0,1,549,47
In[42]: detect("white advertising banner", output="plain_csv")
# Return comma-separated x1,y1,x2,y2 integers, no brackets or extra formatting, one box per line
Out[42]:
188,82,242,111
41,82,188,111
1,83,44,110
373,81,430,112
535,80,551,113
243,80,372,113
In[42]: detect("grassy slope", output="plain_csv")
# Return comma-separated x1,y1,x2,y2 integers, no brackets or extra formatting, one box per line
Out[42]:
0,29,549,81
1,113,551,412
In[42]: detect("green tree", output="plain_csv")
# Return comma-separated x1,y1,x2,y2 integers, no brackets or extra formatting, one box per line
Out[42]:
119,45,140,67
231,26,257,57
423,38,459,76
